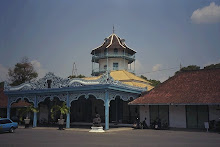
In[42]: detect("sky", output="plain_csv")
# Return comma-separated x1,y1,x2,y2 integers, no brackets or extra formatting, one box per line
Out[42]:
0,0,220,82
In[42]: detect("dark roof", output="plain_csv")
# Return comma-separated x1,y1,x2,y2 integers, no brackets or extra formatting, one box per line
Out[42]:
0,88,31,108
0,88,7,108
130,69,220,105
91,33,136,55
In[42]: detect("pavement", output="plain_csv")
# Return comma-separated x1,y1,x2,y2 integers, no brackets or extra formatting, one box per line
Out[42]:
0,127,219,147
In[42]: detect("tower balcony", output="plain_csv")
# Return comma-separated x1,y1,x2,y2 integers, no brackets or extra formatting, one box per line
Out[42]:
92,53,135,64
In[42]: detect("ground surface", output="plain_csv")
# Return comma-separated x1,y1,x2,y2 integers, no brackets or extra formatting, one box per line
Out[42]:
0,127,219,147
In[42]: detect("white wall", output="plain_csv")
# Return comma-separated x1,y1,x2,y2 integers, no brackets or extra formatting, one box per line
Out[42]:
99,58,128,71
139,105,150,126
169,105,186,128
209,105,220,121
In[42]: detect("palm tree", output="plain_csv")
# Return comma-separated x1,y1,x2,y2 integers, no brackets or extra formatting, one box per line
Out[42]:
50,102,69,120
18,105,39,122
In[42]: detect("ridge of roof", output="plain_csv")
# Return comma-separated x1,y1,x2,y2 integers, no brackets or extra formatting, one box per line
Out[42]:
130,68,220,105
91,33,136,53
106,34,126,49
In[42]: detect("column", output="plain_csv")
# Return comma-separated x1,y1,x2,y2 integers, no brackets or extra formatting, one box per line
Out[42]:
7,98,11,119
107,49,109,73
105,90,110,130
66,92,70,128
33,95,38,127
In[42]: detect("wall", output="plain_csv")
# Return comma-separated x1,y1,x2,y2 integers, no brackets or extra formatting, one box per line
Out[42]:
139,105,150,126
209,105,220,121
169,105,186,128
99,58,128,71
0,108,6,118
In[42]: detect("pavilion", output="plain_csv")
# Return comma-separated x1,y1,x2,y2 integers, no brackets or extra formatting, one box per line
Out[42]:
4,32,152,130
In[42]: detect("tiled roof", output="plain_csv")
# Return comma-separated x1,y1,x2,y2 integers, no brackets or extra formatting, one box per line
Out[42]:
130,69,220,105
83,75,101,80
123,81,154,90
83,70,153,90
91,33,136,54
0,88,31,108
110,70,153,90
110,70,149,83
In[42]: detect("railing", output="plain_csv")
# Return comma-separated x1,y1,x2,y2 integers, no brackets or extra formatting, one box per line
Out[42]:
92,53,135,62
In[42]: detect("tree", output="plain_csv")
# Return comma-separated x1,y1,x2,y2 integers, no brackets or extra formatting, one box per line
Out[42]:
8,57,38,86
175,65,200,75
68,74,86,79
50,102,69,120
181,65,200,71
140,75,161,87
0,82,4,88
18,105,39,121
204,63,220,69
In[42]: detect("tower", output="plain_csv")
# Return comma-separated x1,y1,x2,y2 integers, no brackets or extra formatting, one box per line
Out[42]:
91,32,136,76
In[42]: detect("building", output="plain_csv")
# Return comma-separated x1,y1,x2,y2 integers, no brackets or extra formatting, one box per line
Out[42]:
0,87,31,118
91,31,136,76
3,32,152,129
130,69,220,129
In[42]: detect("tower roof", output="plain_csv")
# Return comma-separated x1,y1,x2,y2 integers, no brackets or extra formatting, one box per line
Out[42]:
91,33,136,55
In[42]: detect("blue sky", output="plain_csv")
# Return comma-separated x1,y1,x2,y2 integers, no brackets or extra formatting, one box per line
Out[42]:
0,0,220,82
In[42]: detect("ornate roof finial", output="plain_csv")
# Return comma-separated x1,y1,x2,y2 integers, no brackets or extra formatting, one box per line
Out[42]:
113,25,115,34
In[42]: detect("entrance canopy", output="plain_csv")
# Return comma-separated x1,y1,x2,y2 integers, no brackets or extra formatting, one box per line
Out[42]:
4,72,146,130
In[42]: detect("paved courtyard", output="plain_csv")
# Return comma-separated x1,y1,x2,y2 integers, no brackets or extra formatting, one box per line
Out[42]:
0,127,220,147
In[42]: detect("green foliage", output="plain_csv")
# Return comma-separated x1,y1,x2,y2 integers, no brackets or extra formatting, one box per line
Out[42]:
50,102,69,120
181,65,200,71
175,65,200,75
204,63,220,69
18,105,39,121
8,57,38,86
0,82,4,88
140,75,161,87
68,74,86,79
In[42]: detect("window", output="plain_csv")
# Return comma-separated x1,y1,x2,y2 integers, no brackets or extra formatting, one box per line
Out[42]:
47,80,52,88
114,48,118,55
113,63,118,70
5,119,12,124
0,120,4,124
0,119,12,124
104,65,107,70
104,49,107,55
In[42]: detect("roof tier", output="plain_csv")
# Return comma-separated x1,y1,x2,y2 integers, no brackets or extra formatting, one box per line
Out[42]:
91,33,136,55
84,70,153,90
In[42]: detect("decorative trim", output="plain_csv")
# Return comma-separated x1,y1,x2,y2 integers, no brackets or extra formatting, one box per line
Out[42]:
8,95,35,106
37,93,67,104
5,72,146,92
69,92,105,103
109,92,137,101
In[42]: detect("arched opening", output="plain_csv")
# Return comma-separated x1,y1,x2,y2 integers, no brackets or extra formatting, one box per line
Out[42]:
10,98,33,124
70,95,104,124
110,97,139,124
38,97,63,126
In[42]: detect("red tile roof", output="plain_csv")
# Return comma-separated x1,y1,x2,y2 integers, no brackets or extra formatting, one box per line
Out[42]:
130,69,220,105
0,88,31,108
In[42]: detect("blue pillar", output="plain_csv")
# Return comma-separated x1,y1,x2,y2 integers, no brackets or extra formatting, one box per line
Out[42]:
7,98,11,119
66,92,70,128
105,90,109,130
33,95,37,128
